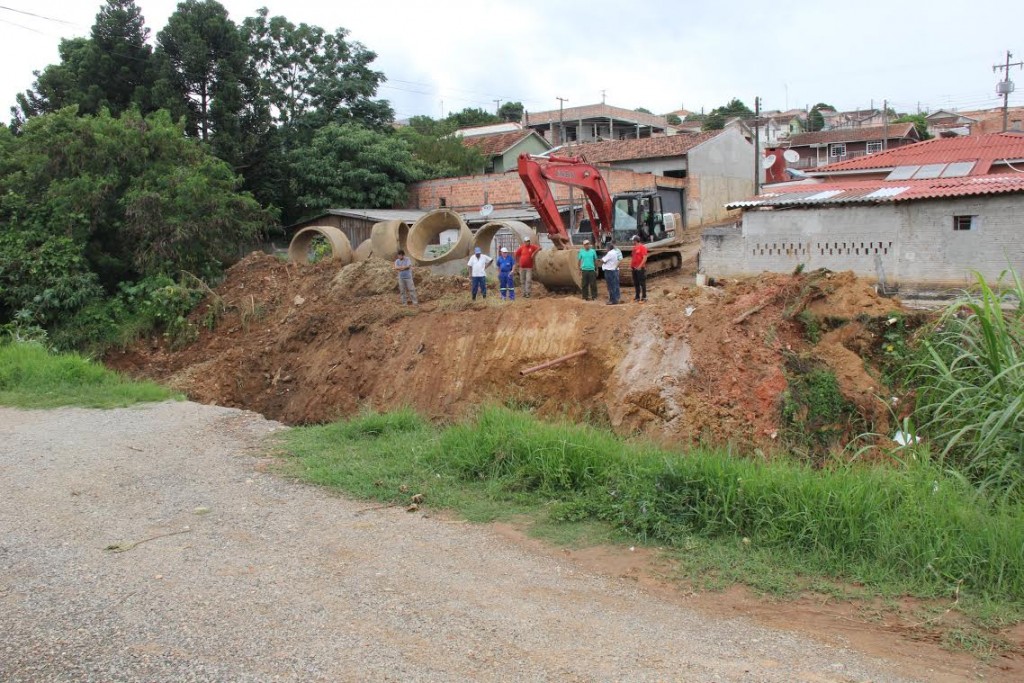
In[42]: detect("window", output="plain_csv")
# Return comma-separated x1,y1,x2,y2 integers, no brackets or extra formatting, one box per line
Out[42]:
866,141,883,154
953,215,978,231
830,143,847,158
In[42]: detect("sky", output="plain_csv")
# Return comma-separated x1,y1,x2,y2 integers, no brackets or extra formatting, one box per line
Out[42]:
1,0,1023,123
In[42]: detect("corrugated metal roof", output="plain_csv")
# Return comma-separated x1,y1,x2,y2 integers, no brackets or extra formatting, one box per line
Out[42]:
727,173,1024,208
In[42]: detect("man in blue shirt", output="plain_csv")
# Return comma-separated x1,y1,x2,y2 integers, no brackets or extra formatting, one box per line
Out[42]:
393,249,418,305
496,247,516,300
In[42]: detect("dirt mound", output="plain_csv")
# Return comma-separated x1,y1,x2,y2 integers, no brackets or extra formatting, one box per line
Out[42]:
107,255,914,454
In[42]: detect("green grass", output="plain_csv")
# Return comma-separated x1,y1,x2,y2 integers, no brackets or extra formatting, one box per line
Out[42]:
0,342,176,408
281,405,1024,615
907,270,1024,500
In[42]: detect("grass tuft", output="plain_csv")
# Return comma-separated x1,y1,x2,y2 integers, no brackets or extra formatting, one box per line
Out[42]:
0,342,175,409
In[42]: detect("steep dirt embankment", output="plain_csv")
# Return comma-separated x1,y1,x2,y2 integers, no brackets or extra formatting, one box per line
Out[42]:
108,253,907,450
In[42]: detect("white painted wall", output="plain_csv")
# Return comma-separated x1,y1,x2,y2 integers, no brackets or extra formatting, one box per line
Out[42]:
701,195,1024,292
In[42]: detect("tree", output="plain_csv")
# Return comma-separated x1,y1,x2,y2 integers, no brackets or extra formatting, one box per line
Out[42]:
292,123,422,215
894,114,932,140
807,108,825,132
702,111,725,131
395,127,485,178
635,107,653,115
241,8,392,132
446,107,499,129
701,98,754,131
0,107,269,295
11,1,155,125
665,113,682,125
497,101,524,123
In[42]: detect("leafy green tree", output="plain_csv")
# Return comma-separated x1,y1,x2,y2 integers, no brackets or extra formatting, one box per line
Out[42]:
292,123,422,215
807,108,825,132
241,8,392,132
497,101,524,123
701,98,754,131
702,111,725,131
395,127,485,178
635,107,653,115
894,114,932,140
11,1,155,125
446,107,499,129
0,108,269,295
665,113,682,125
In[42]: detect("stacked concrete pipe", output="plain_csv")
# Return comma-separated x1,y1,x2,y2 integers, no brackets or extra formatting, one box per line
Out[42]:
406,209,473,265
352,239,374,262
369,220,409,261
472,220,537,255
287,226,353,265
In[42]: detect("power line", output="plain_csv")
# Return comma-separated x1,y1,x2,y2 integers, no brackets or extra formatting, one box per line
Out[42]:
0,16,45,34
0,4,79,26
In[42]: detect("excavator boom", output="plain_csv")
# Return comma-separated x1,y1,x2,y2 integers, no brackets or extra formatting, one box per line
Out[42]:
517,154,614,249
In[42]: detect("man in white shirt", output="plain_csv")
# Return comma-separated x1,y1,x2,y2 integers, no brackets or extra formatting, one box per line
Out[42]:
467,247,493,300
601,239,624,305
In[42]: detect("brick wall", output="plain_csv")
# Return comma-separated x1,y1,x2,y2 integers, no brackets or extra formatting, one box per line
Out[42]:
405,170,685,212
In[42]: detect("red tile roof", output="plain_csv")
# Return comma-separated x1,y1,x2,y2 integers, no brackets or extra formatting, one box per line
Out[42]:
460,130,539,157
570,131,721,163
728,173,1024,208
812,132,1024,174
789,123,917,147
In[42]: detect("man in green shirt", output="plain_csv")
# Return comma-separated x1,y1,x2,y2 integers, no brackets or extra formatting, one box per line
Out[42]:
577,239,598,301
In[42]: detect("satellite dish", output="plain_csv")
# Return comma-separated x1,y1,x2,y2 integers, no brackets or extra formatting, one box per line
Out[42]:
763,154,777,168
479,203,494,217
783,149,800,163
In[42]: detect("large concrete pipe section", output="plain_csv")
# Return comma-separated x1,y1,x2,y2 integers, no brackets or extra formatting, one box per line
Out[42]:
533,248,582,291
288,226,353,265
369,220,409,260
406,209,473,265
353,239,373,262
473,220,537,255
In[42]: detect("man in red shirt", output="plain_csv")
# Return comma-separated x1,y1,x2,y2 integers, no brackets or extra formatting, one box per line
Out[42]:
630,234,649,302
513,236,542,298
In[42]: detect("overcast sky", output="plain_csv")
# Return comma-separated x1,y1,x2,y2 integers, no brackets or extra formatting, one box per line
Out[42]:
1,0,1022,123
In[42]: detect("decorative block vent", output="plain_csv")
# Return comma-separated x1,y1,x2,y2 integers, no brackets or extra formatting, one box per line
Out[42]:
816,241,893,257
752,242,810,257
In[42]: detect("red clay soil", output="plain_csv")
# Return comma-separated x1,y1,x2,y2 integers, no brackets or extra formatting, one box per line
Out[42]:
108,254,908,452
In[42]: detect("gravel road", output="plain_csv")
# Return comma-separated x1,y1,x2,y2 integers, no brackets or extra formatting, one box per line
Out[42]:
0,401,928,682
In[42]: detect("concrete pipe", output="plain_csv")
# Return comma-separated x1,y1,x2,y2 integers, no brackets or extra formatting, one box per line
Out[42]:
369,220,409,260
288,226,353,265
533,248,582,291
407,209,472,265
353,238,373,262
473,220,538,255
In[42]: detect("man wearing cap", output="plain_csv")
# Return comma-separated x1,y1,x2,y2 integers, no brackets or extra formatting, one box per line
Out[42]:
630,234,649,303
513,236,541,298
467,247,493,301
496,246,516,301
577,240,598,301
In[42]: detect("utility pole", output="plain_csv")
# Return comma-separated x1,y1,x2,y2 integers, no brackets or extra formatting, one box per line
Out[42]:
601,89,606,104
556,96,568,145
494,99,501,115
993,51,1023,132
883,99,889,151
753,96,761,195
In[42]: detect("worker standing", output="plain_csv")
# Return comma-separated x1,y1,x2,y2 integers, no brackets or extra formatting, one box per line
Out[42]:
601,239,623,305
513,236,541,297
630,234,649,303
577,239,598,301
467,247,493,301
496,247,516,301
393,249,418,306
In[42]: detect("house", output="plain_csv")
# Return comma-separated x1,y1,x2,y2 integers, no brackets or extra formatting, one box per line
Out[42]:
700,132,1024,293
826,108,890,129
924,110,978,138
959,106,1024,135
524,103,671,145
569,129,754,227
455,124,551,174
786,123,920,169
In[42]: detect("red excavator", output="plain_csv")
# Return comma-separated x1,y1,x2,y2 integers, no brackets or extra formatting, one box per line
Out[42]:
516,153,684,288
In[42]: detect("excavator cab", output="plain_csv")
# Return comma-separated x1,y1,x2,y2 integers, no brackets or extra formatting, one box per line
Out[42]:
611,192,667,244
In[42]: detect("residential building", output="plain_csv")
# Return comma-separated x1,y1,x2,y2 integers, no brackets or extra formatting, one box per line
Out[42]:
524,103,671,145
700,132,1024,293
786,123,920,169
924,110,978,138
455,124,551,174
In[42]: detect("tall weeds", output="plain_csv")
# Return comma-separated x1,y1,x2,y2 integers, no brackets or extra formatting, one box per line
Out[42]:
908,271,1024,500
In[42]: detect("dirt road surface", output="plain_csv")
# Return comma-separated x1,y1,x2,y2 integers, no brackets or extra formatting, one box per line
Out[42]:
1,401,942,682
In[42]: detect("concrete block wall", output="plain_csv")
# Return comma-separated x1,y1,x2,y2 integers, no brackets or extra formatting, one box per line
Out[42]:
700,196,1024,292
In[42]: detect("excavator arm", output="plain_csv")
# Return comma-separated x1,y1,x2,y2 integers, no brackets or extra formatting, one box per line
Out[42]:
517,154,615,250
